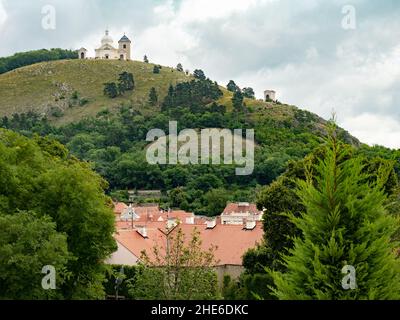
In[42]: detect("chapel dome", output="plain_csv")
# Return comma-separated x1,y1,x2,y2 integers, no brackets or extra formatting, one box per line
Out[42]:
101,30,114,45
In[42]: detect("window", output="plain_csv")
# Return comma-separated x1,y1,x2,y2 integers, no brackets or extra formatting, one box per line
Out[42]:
123,44,127,49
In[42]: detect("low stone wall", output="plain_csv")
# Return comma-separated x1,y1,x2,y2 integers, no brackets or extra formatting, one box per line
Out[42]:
214,264,244,287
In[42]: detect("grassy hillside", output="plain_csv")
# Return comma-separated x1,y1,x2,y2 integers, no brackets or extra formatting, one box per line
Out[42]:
0,58,316,128
0,58,360,147
0,59,193,124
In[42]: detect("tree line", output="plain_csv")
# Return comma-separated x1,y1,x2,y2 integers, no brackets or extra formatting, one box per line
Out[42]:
0,48,78,74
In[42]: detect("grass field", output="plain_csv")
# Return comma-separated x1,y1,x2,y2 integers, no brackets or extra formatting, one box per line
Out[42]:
0,59,195,125
0,58,309,130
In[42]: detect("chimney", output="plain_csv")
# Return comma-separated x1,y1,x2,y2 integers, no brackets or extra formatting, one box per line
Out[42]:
136,226,148,238
167,219,178,230
244,220,256,230
186,216,195,225
238,202,250,214
206,218,217,229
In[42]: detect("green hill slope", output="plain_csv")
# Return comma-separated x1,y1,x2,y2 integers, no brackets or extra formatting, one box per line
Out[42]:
0,59,193,124
0,59,358,145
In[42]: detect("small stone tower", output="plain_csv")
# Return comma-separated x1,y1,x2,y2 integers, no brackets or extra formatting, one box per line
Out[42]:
78,48,87,59
118,34,132,60
264,90,276,102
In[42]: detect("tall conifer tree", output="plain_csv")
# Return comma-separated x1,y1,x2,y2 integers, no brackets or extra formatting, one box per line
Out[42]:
270,125,400,300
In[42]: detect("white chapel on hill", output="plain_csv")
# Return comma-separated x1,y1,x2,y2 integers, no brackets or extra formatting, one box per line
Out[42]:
78,30,132,61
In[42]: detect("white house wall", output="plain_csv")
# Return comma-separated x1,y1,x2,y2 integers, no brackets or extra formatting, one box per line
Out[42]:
105,240,139,266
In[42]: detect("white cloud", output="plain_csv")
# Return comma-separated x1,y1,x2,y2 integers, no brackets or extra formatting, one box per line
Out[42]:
306,46,319,60
153,0,176,21
341,113,400,149
135,23,198,66
177,0,271,23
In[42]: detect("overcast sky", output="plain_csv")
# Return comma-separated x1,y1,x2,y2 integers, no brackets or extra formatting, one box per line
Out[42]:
0,0,399,149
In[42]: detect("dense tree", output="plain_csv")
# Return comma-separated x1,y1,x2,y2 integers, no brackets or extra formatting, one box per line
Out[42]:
227,80,240,92
161,79,222,113
241,141,400,298
232,90,244,111
104,265,137,299
188,173,223,192
117,82,126,95
148,87,158,106
118,72,135,92
0,212,70,299
0,130,117,299
1,105,372,217
112,152,164,190
255,148,400,270
270,129,400,299
203,188,229,216
0,48,78,74
209,102,226,114
242,87,255,99
162,166,190,189
103,72,134,98
153,65,161,74
193,69,206,81
103,82,118,98
256,175,304,266
222,273,275,300
169,187,189,209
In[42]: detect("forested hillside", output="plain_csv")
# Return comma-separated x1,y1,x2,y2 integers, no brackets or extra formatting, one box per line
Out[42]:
0,58,369,215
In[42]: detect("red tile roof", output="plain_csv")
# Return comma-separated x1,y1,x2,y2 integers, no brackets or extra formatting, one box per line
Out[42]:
168,210,194,221
113,202,128,214
115,226,166,262
113,203,195,223
222,202,261,216
114,221,263,266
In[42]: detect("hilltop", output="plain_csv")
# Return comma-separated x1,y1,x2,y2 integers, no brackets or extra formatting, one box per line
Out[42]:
0,59,345,138
0,59,193,124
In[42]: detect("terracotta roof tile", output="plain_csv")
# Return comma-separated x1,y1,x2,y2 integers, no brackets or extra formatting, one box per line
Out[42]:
222,202,261,216
113,202,128,214
115,221,263,266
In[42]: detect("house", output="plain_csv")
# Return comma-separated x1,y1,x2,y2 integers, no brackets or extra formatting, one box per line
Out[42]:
113,202,128,220
107,202,264,282
113,203,196,224
221,202,263,225
107,221,263,282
